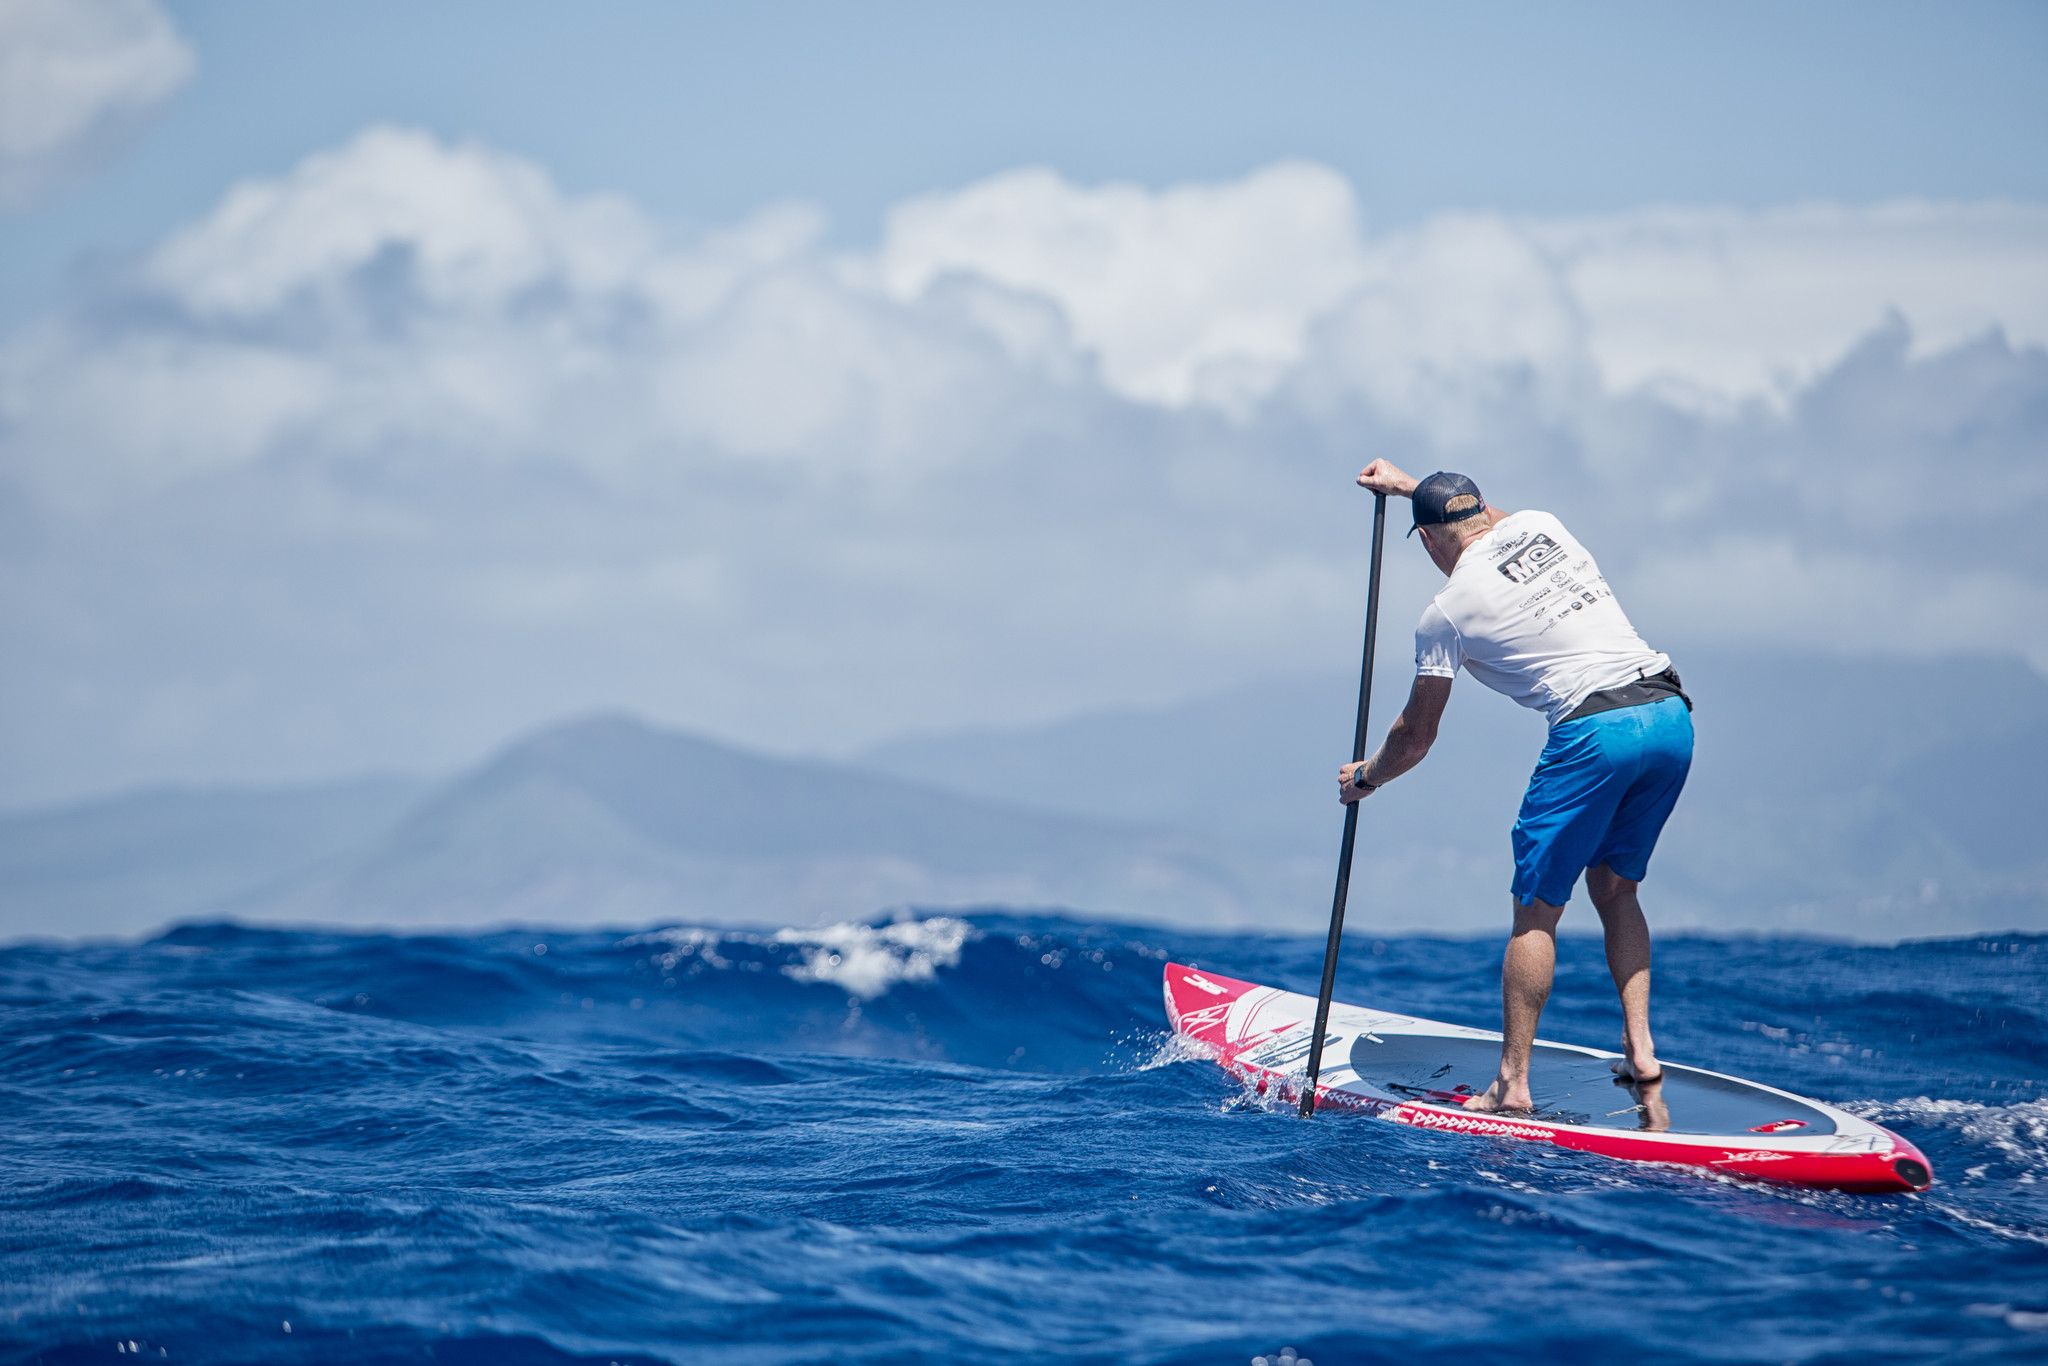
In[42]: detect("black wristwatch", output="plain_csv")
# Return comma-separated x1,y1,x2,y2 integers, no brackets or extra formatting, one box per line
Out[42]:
1352,767,1377,792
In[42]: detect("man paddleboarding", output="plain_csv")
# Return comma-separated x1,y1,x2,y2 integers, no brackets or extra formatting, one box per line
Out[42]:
1339,461,1693,1116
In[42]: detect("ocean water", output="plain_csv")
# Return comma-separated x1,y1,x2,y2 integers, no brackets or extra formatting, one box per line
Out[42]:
2,915,2043,1365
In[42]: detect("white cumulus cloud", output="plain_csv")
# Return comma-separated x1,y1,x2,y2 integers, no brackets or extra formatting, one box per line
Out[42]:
1529,199,2048,406
147,126,657,316
0,0,193,211
876,160,1368,412
0,127,2043,803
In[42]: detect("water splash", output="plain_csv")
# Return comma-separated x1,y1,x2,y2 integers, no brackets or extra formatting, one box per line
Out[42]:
771,916,975,998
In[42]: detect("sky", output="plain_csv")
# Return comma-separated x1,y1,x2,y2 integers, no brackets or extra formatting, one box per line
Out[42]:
9,0,2048,328
1,0,2045,806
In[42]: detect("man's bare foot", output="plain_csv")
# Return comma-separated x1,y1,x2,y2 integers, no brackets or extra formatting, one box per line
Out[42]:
1610,1055,1663,1086
1462,1076,1533,1113
1633,1075,1670,1132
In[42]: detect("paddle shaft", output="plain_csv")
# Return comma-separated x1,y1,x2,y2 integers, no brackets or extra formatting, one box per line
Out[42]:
1299,490,1388,1117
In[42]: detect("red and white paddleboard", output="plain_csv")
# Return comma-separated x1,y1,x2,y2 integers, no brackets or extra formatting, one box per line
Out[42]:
1163,963,1933,1193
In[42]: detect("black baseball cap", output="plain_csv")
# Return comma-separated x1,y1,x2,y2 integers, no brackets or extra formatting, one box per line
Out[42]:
1408,471,1487,537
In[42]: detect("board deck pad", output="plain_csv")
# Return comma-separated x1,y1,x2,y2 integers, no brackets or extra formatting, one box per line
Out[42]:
1348,1033,1837,1135
1163,962,1931,1193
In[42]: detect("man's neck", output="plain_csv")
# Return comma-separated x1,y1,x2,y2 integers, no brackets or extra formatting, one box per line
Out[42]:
1444,508,1514,571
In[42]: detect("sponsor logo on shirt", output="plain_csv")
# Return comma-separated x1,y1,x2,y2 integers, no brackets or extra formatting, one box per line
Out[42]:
1498,533,1567,584
1488,530,1533,561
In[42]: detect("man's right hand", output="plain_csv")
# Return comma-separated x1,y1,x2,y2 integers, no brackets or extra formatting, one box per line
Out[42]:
1356,459,1418,499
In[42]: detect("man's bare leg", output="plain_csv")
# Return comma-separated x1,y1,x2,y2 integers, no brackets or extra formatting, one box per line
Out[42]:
1586,862,1661,1083
1464,897,1564,1113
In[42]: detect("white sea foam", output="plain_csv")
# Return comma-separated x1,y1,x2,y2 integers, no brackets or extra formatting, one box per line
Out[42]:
618,918,975,999
1965,1302,2048,1333
1845,1097,2048,1173
618,925,746,969
772,918,975,1000
1844,1096,2048,1245
1136,1029,1220,1072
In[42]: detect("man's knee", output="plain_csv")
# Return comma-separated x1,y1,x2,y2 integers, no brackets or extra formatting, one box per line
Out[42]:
1586,862,1638,912
1511,896,1565,936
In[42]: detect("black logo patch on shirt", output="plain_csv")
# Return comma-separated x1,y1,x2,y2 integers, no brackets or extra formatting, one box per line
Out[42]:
1497,533,1566,584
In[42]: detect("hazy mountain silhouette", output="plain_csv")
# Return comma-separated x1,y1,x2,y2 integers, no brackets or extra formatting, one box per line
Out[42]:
4,651,2041,941
0,778,426,938
235,714,1279,931
0,716,1279,938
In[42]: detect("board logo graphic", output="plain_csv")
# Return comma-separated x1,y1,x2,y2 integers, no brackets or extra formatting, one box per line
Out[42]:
1180,973,1228,996
1174,1002,1233,1034
1242,1030,1336,1071
1497,533,1567,584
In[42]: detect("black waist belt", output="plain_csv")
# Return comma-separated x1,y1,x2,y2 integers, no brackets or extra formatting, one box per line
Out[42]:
1561,666,1691,724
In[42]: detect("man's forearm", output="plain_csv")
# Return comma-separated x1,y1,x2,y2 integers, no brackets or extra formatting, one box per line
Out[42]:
1356,459,1420,499
1340,675,1451,803
1363,714,1435,786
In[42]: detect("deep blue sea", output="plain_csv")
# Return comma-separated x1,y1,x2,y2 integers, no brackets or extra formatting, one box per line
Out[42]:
2,916,2043,1365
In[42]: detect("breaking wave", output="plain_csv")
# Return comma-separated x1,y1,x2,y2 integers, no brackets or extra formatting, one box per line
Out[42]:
619,916,977,999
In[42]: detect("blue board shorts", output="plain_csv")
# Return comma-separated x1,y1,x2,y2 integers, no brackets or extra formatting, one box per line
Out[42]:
1512,694,1693,908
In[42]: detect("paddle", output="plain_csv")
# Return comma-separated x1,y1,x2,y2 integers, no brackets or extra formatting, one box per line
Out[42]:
1299,489,1388,1118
